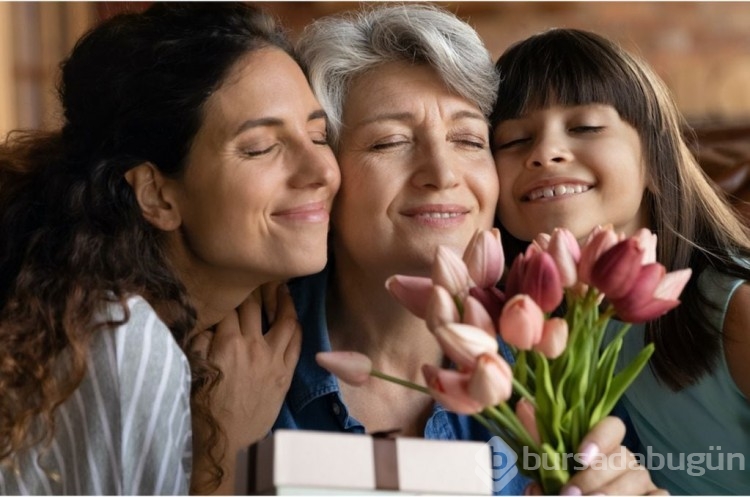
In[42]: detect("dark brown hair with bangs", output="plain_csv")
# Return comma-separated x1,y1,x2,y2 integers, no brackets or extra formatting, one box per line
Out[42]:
491,28,750,390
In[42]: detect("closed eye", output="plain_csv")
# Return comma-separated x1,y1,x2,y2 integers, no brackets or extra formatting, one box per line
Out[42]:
570,125,604,133
495,137,530,150
243,144,277,157
372,140,409,151
452,134,487,150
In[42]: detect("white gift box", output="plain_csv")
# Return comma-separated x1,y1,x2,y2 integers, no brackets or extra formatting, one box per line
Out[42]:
239,430,493,495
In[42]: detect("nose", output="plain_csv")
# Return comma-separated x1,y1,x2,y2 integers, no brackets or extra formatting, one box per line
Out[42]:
524,132,573,169
290,141,340,190
411,140,459,190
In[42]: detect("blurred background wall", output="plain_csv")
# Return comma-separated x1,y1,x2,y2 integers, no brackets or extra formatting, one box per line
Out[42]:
2,1,750,138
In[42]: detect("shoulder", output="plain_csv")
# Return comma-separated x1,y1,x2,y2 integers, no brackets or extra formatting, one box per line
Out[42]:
106,296,191,392
723,282,750,399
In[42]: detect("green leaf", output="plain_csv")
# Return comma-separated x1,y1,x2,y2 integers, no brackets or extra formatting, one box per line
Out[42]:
597,343,655,419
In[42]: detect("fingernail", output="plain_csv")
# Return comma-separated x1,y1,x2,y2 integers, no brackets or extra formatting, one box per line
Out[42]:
560,485,582,496
578,442,600,466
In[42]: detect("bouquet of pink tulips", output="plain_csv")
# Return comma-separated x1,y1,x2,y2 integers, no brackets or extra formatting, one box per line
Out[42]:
317,226,692,494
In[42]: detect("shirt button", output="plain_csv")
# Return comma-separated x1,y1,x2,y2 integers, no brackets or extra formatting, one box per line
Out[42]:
332,402,341,416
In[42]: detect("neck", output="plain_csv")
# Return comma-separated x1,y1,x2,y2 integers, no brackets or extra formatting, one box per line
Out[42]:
167,236,260,333
327,258,443,382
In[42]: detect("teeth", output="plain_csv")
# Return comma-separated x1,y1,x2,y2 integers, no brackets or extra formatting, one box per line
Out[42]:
418,212,462,219
528,184,590,201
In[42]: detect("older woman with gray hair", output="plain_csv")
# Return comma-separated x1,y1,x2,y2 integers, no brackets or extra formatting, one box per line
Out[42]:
272,4,663,495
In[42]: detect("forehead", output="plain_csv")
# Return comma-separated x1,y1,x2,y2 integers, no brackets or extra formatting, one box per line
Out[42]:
198,48,315,133
343,61,484,124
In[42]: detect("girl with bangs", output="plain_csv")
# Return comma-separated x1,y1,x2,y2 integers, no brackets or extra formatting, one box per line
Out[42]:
491,28,750,495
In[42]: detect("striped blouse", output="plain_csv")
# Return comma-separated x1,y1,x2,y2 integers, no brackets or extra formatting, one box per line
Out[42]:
0,296,192,495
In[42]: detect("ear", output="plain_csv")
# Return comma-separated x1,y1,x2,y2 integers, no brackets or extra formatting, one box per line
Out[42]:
124,162,182,231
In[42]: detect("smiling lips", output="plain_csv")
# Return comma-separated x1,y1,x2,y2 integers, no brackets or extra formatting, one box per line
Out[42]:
272,201,330,223
403,204,470,225
524,183,591,201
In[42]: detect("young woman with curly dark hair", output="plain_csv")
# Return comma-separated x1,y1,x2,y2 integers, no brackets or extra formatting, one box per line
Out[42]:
0,3,339,494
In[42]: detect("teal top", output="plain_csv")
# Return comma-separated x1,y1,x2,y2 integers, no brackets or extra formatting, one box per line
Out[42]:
606,266,750,495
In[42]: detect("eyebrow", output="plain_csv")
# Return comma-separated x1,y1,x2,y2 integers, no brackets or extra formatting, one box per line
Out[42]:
355,109,487,127
234,109,328,136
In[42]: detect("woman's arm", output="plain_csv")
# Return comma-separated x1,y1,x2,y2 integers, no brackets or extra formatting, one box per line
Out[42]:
723,282,750,399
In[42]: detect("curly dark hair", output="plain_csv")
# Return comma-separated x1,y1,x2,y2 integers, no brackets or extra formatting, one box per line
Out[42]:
0,2,293,492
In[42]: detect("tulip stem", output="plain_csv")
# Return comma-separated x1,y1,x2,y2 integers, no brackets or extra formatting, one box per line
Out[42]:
370,369,430,394
512,378,537,407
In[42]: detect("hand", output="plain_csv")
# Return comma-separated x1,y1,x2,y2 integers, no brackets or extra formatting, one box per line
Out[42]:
194,284,301,448
524,416,668,495
190,284,301,494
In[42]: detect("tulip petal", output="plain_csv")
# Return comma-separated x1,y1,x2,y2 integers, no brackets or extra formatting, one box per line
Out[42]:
515,398,540,445
433,323,500,369
524,252,564,313
633,228,657,265
499,294,544,350
426,285,460,331
422,364,483,414
469,286,506,324
590,239,644,299
548,228,580,288
579,227,619,285
462,295,497,337
653,268,692,301
385,275,434,319
467,353,513,407
316,351,372,386
433,246,472,300
463,229,505,289
533,317,569,359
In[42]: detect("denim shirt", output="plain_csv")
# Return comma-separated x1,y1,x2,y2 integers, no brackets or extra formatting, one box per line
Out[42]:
272,266,530,495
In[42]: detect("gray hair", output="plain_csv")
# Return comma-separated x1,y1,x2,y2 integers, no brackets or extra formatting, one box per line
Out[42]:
296,3,499,149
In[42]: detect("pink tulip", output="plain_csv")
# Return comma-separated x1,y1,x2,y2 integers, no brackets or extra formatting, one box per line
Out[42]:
462,295,496,337
433,323,500,370
316,351,372,386
525,252,564,312
633,228,657,265
533,317,569,359
426,285,460,331
533,232,551,251
505,250,563,313
499,295,544,350
469,286,506,324
385,274,434,319
422,364,483,414
578,227,619,285
611,266,692,322
590,238,644,299
463,229,505,289
515,398,540,445
467,353,513,407
504,253,528,299
433,246,472,301
548,228,581,288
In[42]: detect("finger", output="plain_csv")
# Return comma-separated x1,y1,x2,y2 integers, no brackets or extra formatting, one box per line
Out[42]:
283,320,302,367
264,286,299,353
189,330,213,360
237,290,263,338
563,417,627,494
274,283,298,322
261,281,283,323
577,416,626,467
523,482,542,495
577,463,656,496
210,307,241,353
